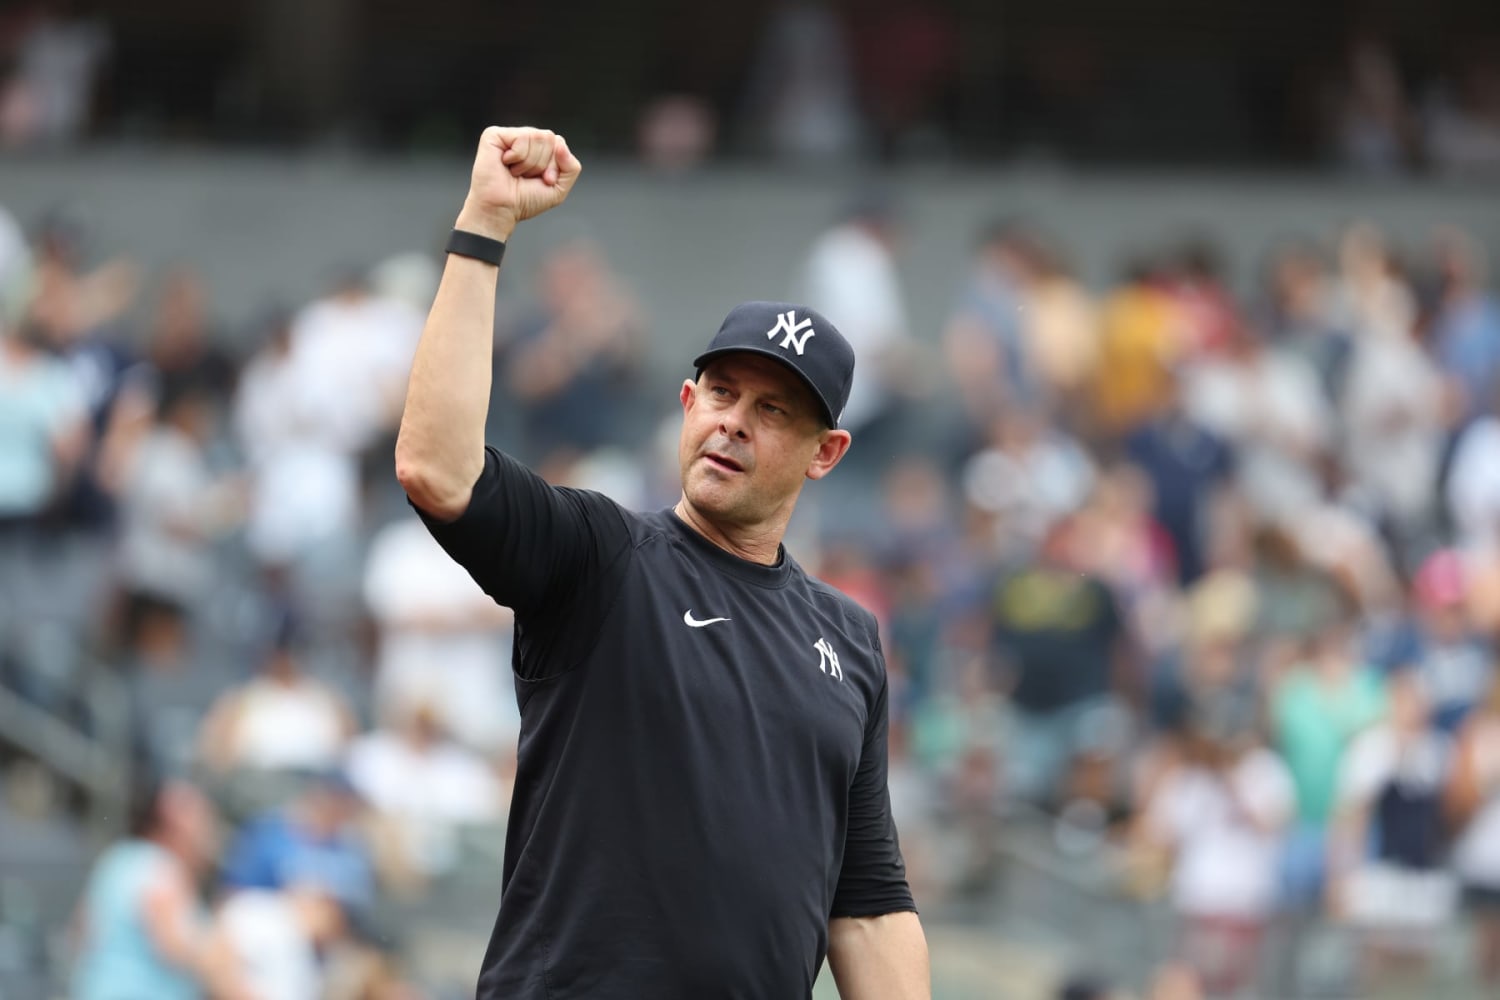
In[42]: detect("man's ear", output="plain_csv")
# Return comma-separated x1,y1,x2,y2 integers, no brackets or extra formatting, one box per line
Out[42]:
680,379,696,412
805,429,852,481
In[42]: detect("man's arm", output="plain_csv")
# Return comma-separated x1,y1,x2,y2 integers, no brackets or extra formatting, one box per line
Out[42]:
827,911,930,1000
395,126,580,521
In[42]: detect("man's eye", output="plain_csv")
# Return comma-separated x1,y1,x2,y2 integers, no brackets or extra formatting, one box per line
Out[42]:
711,386,730,397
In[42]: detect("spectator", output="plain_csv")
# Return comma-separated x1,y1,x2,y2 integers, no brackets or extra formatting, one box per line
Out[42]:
1330,670,1456,974
1383,549,1494,734
234,305,360,603
1258,239,1351,404
0,225,89,698
1014,238,1100,419
362,512,518,759
26,208,148,542
942,221,1037,431
216,884,347,1000
0,246,87,527
113,381,243,666
961,407,1096,562
1133,711,1294,997
500,236,646,465
1090,257,1182,440
1069,464,1178,648
1183,323,1332,528
197,623,356,776
989,516,1133,807
347,699,506,880
1271,602,1388,910
800,191,920,440
71,779,244,1000
286,267,421,462
143,265,237,406
1337,241,1443,551
1163,238,1244,360
1249,526,1346,643
1331,222,1417,344
1156,569,1260,735
1125,375,1235,586
220,771,376,911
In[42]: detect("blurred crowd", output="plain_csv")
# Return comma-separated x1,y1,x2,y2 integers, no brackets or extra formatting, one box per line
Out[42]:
3,186,1500,999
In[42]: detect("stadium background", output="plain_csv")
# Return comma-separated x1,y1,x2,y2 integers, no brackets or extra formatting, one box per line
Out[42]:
3,1,1500,998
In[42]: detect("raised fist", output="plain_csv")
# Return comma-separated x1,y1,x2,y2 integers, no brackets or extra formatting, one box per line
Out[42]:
458,126,582,241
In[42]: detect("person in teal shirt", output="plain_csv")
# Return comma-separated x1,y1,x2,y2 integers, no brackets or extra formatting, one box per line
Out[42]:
72,780,240,1000
1271,614,1388,907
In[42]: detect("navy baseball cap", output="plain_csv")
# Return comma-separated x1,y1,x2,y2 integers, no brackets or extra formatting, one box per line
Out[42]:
692,301,855,429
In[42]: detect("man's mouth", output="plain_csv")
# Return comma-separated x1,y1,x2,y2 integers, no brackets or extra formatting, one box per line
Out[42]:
704,452,744,473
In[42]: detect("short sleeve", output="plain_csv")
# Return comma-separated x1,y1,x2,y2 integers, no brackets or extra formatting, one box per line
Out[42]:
831,638,916,918
410,446,633,620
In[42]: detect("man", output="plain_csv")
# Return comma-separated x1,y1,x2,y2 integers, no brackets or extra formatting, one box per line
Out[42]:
396,126,927,998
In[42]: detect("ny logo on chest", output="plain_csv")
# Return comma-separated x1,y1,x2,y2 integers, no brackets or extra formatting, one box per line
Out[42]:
813,637,842,681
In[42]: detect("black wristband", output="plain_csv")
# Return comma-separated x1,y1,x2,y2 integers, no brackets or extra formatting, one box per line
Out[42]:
445,228,507,267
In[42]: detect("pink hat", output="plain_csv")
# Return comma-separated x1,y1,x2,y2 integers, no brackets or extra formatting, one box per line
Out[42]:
1414,549,1466,609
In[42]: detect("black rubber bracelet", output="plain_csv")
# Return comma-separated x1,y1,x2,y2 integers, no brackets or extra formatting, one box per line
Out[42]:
445,228,507,266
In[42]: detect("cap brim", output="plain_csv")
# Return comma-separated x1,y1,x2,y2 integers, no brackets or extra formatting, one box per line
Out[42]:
692,346,838,428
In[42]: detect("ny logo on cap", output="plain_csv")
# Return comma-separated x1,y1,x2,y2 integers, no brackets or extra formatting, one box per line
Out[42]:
766,310,816,356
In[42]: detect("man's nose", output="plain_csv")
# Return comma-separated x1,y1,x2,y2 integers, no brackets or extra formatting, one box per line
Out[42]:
719,401,751,440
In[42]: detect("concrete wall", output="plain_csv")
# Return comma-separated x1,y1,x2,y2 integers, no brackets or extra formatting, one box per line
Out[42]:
2,149,1498,372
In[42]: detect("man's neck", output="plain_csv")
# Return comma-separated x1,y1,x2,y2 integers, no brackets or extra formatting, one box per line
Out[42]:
673,498,785,566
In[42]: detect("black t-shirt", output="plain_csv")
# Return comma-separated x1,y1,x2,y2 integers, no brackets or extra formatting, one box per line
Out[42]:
989,567,1123,713
415,447,913,999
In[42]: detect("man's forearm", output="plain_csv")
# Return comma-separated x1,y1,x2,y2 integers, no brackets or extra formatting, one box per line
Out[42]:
827,911,930,1000
394,201,510,521
396,127,579,519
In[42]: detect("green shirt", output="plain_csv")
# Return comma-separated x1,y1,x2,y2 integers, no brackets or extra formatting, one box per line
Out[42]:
1273,666,1387,825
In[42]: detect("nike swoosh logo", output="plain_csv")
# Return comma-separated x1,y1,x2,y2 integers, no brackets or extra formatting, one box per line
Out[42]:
683,610,731,628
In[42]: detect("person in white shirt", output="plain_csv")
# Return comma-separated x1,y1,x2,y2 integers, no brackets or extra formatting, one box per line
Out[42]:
286,273,423,459
1330,671,1455,970
115,382,242,664
347,699,506,880
800,195,917,436
1134,713,1295,998
216,885,344,1000
363,514,518,757
198,626,356,776
1182,332,1332,527
233,305,361,605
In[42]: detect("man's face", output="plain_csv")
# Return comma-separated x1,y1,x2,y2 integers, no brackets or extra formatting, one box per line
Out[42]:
678,354,836,528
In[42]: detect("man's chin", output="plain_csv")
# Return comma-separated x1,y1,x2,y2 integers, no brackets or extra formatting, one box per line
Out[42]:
684,479,743,519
